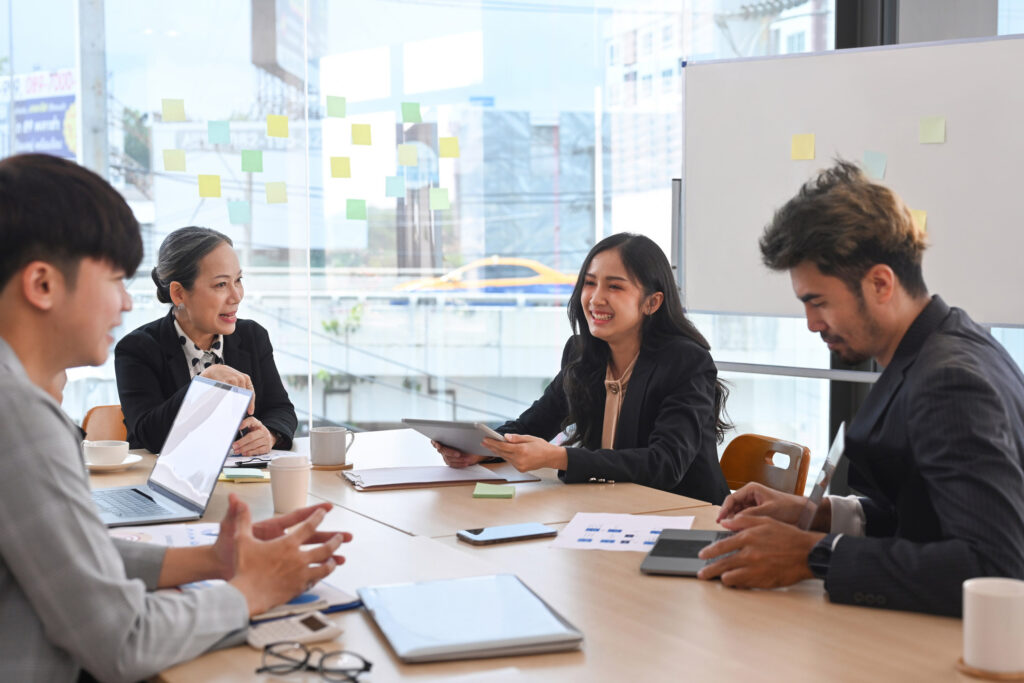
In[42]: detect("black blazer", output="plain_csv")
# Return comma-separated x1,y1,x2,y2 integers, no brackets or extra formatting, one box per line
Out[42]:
114,311,297,453
828,296,1024,616
498,335,729,504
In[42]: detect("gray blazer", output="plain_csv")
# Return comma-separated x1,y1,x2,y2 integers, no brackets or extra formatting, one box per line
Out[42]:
0,340,248,682
827,296,1024,616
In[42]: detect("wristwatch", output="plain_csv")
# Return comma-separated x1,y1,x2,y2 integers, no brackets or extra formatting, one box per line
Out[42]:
807,533,838,580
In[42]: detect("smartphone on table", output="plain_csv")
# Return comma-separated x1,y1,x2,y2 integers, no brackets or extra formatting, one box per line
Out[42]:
457,522,557,546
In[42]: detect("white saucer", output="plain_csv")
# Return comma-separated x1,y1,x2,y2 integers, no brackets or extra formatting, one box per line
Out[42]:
86,454,143,472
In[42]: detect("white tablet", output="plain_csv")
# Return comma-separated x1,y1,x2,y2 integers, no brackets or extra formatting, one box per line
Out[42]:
401,418,506,458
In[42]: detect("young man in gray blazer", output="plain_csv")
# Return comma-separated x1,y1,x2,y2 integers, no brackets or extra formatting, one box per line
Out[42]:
0,153,352,682
697,160,1024,617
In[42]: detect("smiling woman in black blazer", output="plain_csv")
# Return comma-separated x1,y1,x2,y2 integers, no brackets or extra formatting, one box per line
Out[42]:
115,227,296,455
434,233,731,504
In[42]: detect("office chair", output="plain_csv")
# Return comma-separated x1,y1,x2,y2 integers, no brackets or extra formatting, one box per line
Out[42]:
81,405,128,441
719,433,810,495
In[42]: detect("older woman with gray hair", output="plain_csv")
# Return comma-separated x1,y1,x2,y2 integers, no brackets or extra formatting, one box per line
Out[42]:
115,226,296,455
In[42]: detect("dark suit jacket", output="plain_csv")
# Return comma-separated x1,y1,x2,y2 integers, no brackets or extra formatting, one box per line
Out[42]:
828,296,1024,616
114,311,297,453
498,335,729,504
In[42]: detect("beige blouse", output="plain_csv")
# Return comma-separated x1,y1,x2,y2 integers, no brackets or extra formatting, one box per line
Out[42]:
601,353,639,449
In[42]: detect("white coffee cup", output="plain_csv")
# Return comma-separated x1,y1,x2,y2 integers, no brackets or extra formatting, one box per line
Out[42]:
963,577,1024,674
310,427,355,467
82,440,130,466
269,454,311,513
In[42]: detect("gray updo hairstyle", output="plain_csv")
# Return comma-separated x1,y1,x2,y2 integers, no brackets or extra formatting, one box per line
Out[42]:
151,226,233,304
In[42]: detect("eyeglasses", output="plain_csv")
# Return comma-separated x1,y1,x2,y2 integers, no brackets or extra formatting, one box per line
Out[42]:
255,641,372,682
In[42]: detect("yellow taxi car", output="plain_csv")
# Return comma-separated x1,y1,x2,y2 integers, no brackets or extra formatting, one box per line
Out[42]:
393,256,576,295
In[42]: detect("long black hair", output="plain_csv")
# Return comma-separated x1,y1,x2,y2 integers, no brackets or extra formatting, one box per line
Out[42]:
561,233,730,448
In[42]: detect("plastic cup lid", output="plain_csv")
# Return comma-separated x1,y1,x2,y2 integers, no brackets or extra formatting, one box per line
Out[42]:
269,454,311,468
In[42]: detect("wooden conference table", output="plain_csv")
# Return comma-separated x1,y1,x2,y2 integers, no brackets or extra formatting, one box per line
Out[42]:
89,429,966,682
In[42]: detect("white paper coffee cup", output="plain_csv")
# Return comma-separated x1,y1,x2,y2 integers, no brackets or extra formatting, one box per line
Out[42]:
310,427,355,467
82,440,130,465
269,454,311,513
963,577,1024,674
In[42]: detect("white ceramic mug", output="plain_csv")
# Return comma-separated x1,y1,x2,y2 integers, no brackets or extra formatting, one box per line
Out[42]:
82,440,130,465
310,427,355,467
268,454,311,513
963,577,1024,674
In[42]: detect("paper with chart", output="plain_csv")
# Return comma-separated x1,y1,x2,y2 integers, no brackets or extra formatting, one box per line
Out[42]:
552,512,695,552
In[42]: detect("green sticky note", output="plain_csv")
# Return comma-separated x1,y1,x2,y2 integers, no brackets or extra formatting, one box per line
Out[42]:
439,136,460,158
346,199,367,220
241,149,263,173
385,175,405,198
330,156,351,178
197,174,221,198
429,187,450,210
208,120,230,145
162,149,186,172
352,123,371,145
326,95,346,118
267,114,289,138
919,116,946,144
162,98,185,122
222,467,266,479
397,144,418,167
790,133,815,160
265,181,287,204
910,209,927,233
227,200,251,225
473,482,515,499
862,150,887,180
401,102,422,123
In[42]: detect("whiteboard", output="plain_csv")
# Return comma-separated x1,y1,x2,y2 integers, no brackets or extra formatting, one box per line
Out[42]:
684,36,1024,326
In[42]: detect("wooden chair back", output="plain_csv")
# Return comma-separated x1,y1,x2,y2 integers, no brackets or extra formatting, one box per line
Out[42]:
81,405,127,442
719,433,811,495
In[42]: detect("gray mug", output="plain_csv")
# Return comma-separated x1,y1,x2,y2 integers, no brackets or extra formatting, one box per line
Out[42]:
310,426,355,466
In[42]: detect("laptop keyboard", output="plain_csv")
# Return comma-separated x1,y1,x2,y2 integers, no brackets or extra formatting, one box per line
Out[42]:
94,488,169,518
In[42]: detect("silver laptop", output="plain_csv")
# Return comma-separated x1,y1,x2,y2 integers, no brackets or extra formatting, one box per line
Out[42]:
358,574,583,662
640,423,846,576
92,376,252,527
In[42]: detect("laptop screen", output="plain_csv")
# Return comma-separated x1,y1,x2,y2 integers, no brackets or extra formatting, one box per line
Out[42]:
149,376,252,508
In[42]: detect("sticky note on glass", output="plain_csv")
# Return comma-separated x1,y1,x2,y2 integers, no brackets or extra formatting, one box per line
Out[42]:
346,199,367,220
862,150,887,180
208,120,230,145
330,157,351,178
439,137,460,158
790,133,815,160
326,95,346,118
398,144,418,167
198,174,221,198
265,181,287,204
473,482,514,499
401,102,422,123
162,149,186,172
267,115,289,138
429,188,450,210
352,124,371,145
910,209,927,233
241,149,263,173
162,98,185,122
385,175,406,198
227,200,251,225
919,116,946,144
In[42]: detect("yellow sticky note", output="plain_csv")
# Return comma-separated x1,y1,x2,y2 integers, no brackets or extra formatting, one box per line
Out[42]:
162,149,185,172
352,124,371,145
265,181,287,204
197,174,221,198
398,144,418,167
267,115,289,138
791,133,815,161
330,156,351,178
162,98,185,122
910,209,927,233
439,137,460,158
919,116,946,144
